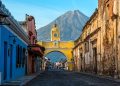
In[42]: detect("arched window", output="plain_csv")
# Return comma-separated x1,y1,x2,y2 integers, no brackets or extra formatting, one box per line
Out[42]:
54,41,58,46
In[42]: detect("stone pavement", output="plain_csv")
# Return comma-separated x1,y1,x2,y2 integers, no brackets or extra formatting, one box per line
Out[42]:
24,70,120,86
3,70,120,86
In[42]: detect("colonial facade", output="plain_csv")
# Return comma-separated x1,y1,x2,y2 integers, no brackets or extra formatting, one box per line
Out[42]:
0,1,29,84
20,15,45,75
0,1,45,84
73,9,100,73
73,0,120,78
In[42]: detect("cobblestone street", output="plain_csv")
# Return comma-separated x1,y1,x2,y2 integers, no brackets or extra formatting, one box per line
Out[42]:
24,70,120,86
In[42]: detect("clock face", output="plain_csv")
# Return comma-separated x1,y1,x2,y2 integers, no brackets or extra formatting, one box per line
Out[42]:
54,33,58,37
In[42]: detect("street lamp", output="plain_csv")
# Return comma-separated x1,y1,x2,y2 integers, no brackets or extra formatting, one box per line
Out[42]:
9,35,17,44
0,12,9,25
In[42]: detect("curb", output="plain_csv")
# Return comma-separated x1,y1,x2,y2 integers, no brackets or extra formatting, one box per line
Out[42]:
78,72,120,83
20,75,37,86
20,72,44,86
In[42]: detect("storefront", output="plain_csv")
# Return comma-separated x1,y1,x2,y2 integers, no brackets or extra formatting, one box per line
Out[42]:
28,44,45,74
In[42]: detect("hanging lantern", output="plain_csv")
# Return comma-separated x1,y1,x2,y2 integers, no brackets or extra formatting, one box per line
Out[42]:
0,12,8,25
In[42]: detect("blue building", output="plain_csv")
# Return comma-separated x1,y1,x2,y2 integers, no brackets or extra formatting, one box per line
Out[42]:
0,1,29,84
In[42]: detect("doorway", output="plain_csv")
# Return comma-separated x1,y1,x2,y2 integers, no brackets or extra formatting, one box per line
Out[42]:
93,47,97,74
4,42,7,80
80,53,83,71
10,45,13,78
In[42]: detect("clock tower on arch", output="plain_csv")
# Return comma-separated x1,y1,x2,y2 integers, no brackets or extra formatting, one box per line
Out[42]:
51,24,60,41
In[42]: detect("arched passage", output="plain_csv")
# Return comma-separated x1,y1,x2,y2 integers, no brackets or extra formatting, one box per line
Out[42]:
44,49,74,71
37,40,75,71
44,51,68,70
44,51,67,62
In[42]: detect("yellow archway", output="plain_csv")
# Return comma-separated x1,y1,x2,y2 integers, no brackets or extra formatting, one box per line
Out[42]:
37,24,75,71
37,41,74,71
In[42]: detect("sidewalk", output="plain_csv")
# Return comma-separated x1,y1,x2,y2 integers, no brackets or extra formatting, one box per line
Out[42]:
78,72,120,83
2,72,43,86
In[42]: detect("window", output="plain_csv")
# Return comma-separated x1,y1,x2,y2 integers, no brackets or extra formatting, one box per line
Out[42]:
54,41,58,46
85,42,89,52
16,46,26,68
18,46,21,67
4,42,7,80
16,45,27,68
20,46,22,67
22,48,26,67
16,45,19,68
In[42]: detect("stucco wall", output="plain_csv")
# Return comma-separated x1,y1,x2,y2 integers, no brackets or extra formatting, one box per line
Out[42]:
37,41,74,71
0,25,27,83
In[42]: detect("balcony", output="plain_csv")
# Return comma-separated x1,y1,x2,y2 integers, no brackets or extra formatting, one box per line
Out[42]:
28,44,45,57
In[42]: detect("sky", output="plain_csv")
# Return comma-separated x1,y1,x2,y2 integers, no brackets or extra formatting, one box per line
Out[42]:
46,52,67,62
2,0,98,29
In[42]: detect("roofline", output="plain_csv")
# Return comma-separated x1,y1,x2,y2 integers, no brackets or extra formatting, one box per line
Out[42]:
0,1,29,44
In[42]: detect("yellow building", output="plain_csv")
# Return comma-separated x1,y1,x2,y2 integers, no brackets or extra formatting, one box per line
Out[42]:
37,24,75,71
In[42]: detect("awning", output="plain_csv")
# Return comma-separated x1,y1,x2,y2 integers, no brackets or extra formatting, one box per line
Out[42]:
28,44,45,57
